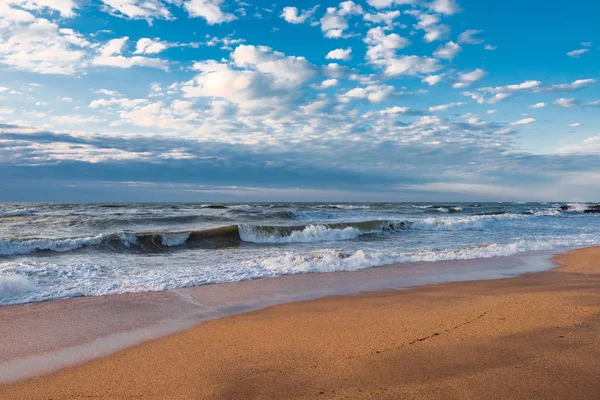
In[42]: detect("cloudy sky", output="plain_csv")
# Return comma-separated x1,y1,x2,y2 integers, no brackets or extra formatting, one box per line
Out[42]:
0,0,599,202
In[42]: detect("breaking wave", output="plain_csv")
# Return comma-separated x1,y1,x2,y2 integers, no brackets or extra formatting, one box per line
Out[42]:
0,212,582,257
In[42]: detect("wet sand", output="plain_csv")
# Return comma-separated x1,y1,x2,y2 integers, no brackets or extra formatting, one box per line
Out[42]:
2,247,600,399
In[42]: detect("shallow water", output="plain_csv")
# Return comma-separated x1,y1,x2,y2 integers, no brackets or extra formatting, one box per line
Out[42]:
1,201,598,305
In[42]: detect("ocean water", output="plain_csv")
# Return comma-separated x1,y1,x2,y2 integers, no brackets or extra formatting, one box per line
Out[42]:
1,202,599,306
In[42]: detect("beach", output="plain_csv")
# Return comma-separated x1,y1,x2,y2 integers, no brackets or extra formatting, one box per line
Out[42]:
2,246,600,399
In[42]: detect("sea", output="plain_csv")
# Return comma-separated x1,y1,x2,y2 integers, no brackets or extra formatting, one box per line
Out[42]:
1,202,599,306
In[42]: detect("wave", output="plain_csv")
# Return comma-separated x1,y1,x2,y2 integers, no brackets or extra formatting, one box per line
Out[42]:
560,203,600,214
0,209,39,217
318,204,371,210
0,213,558,256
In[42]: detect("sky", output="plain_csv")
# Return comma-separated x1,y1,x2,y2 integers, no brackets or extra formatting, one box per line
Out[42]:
0,0,599,202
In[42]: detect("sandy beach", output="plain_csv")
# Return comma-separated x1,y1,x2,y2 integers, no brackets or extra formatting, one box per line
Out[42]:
2,246,600,399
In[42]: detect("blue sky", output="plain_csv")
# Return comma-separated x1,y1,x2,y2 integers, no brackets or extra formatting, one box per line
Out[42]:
0,0,599,202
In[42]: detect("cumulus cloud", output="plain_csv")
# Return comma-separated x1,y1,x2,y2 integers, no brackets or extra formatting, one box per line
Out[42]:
363,10,400,26
312,78,339,90
429,0,460,15
320,1,363,38
0,17,89,74
134,38,168,55
554,98,576,108
529,102,546,109
340,85,394,103
92,37,169,71
280,5,318,24
433,41,461,60
6,0,77,17
411,12,450,43
422,74,443,86
181,45,316,111
364,26,410,60
366,0,416,8
184,0,236,24
452,68,486,88
326,47,352,60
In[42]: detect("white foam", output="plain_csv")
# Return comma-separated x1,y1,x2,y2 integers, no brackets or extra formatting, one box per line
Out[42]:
0,209,38,216
0,234,107,256
0,275,37,304
566,203,589,213
161,232,190,247
239,224,363,243
409,213,524,231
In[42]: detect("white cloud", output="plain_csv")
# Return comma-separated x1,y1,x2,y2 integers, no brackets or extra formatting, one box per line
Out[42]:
363,10,400,26
512,117,535,125
0,17,89,74
134,38,168,55
184,0,236,24
469,79,595,105
458,29,484,44
429,102,464,112
364,26,410,61
487,93,511,104
51,115,105,124
567,49,589,58
0,107,14,114
99,37,128,56
484,44,497,51
429,0,460,15
312,78,338,90
6,0,76,17
383,55,441,76
452,68,486,88
94,89,122,96
280,5,318,24
433,41,461,60
422,74,443,86
341,85,394,103
529,102,546,109
338,1,364,16
93,37,169,70
366,0,416,9
182,45,316,110
377,105,411,115
326,47,352,60
554,98,576,108
320,2,363,39
412,13,449,43
89,98,148,109
100,0,172,21
569,122,581,127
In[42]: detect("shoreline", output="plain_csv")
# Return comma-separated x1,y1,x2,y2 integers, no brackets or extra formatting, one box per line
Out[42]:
3,246,600,398
0,248,560,384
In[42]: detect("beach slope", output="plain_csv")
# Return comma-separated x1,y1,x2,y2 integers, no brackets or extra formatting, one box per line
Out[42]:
2,247,600,399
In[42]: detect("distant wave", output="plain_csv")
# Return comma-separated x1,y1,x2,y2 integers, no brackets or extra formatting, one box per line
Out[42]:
0,209,39,217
